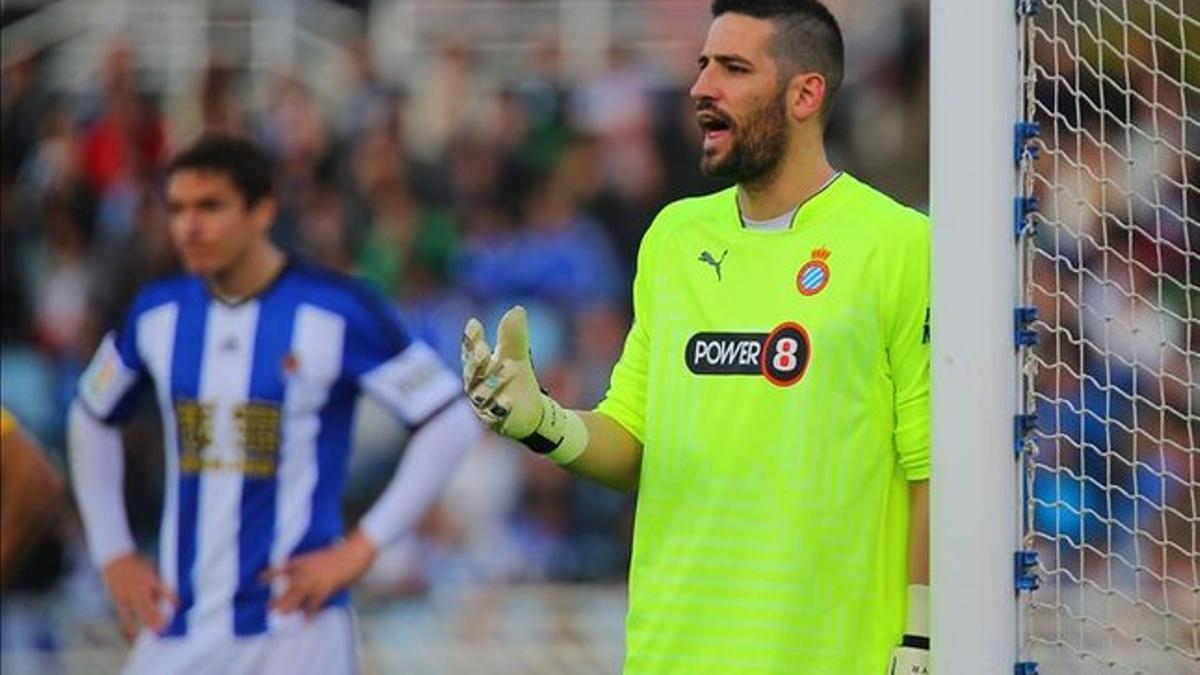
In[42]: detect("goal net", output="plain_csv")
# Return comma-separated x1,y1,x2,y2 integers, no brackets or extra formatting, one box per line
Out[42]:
1018,1,1198,672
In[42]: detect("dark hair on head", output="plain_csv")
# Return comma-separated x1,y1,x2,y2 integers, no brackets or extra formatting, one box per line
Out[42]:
711,0,844,120
166,134,274,206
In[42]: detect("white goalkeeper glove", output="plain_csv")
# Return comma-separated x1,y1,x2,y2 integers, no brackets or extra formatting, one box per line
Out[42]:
461,306,588,465
888,584,930,674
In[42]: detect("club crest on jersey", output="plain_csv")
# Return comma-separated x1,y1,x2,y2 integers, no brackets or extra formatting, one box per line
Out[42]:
281,352,300,377
685,322,811,387
796,247,831,296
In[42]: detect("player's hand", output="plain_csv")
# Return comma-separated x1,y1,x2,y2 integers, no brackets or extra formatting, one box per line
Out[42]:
888,642,929,674
263,529,377,619
101,552,177,642
462,306,542,438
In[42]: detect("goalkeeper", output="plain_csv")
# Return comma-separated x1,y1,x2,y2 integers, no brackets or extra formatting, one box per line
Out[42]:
463,1,930,673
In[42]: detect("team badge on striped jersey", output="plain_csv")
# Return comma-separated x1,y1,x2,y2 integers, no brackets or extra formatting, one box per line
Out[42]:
796,247,831,296
281,352,300,377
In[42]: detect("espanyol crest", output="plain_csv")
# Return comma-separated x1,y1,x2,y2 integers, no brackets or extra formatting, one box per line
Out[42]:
796,247,831,296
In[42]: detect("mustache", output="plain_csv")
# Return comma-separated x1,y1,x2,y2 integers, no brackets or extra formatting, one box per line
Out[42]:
695,99,733,127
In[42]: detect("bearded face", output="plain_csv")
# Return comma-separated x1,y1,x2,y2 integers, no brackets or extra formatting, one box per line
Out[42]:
696,85,790,184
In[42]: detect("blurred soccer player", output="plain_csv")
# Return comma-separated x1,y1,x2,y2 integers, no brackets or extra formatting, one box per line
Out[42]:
0,408,66,590
68,135,480,675
463,1,930,673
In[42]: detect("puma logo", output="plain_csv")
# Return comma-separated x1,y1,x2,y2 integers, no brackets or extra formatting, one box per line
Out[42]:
698,249,728,281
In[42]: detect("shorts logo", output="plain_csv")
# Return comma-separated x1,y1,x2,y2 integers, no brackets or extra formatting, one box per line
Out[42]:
797,247,831,296
685,322,811,387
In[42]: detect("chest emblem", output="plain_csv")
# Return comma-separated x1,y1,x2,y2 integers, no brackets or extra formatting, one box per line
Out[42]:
796,247,831,296
281,352,300,377
698,249,728,282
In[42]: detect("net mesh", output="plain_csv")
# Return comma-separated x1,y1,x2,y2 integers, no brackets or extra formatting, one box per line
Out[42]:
1019,1,1199,672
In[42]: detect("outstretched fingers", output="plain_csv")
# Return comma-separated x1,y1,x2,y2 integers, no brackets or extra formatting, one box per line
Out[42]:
467,359,517,423
461,318,493,391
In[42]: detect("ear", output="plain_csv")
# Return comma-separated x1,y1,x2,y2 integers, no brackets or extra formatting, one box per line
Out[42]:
249,197,277,234
787,72,827,123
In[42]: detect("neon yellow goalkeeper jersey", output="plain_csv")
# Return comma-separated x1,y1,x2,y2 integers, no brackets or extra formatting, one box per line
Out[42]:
596,173,930,674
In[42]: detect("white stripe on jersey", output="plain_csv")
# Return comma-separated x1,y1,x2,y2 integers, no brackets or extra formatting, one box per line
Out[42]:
360,342,460,425
138,303,182,594
191,301,260,637
268,304,345,634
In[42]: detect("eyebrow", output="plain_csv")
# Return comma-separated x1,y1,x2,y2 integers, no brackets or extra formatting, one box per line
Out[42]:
699,53,756,69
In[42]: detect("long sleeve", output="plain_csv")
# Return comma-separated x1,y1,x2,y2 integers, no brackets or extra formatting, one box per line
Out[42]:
357,399,481,548
886,211,931,481
68,402,135,567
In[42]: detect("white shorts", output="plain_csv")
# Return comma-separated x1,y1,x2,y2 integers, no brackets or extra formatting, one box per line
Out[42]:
123,607,361,675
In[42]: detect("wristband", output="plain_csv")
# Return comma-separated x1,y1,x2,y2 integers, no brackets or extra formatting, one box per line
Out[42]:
519,393,588,465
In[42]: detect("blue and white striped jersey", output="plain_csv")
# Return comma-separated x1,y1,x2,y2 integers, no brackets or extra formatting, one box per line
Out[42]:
77,260,461,639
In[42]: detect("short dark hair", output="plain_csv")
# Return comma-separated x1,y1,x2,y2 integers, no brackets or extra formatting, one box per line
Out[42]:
711,0,844,119
166,134,275,206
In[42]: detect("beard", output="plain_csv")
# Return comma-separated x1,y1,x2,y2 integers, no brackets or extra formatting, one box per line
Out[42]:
698,91,789,185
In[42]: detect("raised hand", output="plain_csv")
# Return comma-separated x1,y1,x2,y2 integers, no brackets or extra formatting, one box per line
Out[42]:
462,306,543,439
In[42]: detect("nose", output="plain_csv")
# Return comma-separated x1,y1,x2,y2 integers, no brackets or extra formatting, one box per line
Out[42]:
690,66,717,105
173,210,202,240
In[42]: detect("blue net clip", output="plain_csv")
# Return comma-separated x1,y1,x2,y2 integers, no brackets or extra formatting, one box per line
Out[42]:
1016,0,1041,17
1013,413,1037,456
1014,306,1039,349
1014,550,1040,591
1014,196,1040,239
1014,662,1039,675
1014,121,1041,165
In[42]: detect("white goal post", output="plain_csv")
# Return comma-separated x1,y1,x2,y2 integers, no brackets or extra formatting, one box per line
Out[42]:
934,2,1198,674
930,2,1021,674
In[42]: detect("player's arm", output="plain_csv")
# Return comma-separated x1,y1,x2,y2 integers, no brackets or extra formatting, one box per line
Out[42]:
893,479,930,673
0,411,65,590
268,296,480,617
571,411,642,492
909,480,929,586
462,306,644,492
70,319,176,641
888,215,932,674
268,397,481,618
70,403,176,641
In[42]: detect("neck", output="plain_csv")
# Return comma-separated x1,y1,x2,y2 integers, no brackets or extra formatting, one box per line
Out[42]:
208,242,285,302
736,138,835,222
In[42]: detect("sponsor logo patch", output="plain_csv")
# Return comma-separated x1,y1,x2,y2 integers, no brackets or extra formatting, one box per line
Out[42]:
685,322,811,387
87,350,119,400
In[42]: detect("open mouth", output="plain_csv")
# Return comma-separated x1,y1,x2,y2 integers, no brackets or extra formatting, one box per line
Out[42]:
697,112,733,142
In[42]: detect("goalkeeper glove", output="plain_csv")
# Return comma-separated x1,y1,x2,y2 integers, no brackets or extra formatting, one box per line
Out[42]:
461,306,588,465
888,584,930,674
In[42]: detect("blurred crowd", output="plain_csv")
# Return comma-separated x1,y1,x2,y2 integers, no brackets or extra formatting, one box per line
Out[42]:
0,1,930,662
1024,14,1198,637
